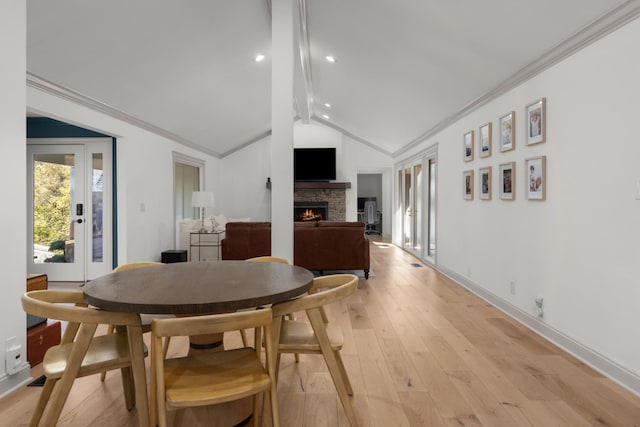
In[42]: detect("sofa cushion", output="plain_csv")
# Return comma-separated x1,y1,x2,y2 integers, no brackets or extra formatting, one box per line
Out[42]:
294,221,369,272
221,222,271,260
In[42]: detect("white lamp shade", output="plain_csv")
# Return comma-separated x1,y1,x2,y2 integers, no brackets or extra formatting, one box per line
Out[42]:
191,191,215,208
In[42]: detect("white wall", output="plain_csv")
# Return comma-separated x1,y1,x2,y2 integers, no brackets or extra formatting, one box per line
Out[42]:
0,1,30,396
219,122,394,223
27,88,220,266
357,174,382,205
396,17,640,393
343,134,394,227
219,136,273,221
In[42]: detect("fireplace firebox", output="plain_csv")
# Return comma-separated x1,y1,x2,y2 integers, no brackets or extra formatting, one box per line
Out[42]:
294,202,328,222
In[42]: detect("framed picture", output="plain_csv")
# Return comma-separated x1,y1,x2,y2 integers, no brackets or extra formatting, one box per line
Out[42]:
479,122,492,158
499,111,515,152
525,156,546,200
463,131,474,162
526,97,546,146
479,166,492,200
499,161,515,200
463,170,474,200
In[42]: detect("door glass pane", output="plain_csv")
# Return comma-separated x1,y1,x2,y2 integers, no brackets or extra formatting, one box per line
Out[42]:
403,167,412,247
33,153,76,263
174,161,201,249
92,154,104,262
396,169,403,243
413,163,423,253
175,163,201,221
428,159,436,258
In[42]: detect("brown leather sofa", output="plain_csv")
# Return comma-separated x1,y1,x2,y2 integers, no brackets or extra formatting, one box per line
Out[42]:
221,222,272,260
221,221,370,279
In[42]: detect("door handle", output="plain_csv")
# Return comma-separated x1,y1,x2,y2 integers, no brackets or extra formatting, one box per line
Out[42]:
75,218,84,224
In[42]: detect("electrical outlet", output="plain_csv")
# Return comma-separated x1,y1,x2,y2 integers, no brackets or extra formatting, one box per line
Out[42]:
510,281,516,295
535,297,544,318
5,337,22,375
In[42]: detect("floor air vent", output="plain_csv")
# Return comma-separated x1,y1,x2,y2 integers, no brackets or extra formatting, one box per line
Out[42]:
410,263,422,268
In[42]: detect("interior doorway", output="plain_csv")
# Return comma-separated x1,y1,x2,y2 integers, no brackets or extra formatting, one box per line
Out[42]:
357,173,383,235
173,152,204,249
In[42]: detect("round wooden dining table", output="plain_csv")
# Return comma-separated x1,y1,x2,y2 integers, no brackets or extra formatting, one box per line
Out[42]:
84,260,313,315
83,260,314,426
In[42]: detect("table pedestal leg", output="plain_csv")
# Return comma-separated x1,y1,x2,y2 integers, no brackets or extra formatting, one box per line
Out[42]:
179,332,253,426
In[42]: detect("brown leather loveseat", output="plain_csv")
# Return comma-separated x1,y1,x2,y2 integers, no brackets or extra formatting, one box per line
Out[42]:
221,221,370,279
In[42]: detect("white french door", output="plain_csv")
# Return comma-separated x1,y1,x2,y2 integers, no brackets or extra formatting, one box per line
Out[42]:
27,139,112,281
402,160,423,256
396,146,437,264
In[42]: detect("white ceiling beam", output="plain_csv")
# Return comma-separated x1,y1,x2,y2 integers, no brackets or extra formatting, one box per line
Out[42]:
295,0,313,123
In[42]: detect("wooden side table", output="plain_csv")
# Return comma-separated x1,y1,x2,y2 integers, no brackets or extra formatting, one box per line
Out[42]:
27,273,48,292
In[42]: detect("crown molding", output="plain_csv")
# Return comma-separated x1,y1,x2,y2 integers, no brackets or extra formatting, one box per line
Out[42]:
219,129,273,158
394,0,640,158
26,72,222,158
311,115,394,157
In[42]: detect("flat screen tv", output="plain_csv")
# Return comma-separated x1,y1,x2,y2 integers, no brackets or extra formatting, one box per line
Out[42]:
294,147,336,181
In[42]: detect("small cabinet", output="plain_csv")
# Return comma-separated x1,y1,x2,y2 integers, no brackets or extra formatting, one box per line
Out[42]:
27,321,61,366
189,231,224,261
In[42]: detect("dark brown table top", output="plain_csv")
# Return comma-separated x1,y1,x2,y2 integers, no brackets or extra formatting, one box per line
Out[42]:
83,261,314,315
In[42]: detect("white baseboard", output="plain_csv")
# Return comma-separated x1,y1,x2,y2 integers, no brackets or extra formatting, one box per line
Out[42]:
437,264,640,398
0,363,32,399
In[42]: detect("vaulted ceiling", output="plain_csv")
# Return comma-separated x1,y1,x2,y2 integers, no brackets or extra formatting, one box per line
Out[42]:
26,0,637,158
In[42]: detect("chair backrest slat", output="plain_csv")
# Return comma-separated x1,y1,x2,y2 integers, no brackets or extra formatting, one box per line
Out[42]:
22,290,141,327
113,261,163,272
246,256,289,264
271,274,357,318
152,307,272,338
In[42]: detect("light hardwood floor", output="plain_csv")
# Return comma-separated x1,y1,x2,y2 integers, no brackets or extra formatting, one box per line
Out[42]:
3,240,640,426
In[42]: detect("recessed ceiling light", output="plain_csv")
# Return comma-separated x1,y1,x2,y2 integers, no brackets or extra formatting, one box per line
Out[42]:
322,114,330,120
325,55,336,63
323,103,331,108
254,54,265,62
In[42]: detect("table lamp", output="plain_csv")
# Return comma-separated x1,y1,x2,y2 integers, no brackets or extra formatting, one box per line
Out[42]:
191,191,215,232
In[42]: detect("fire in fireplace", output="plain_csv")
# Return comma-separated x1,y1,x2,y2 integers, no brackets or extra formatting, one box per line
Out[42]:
294,202,328,222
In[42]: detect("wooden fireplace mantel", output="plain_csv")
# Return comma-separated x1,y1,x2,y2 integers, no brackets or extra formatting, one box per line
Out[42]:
294,181,351,190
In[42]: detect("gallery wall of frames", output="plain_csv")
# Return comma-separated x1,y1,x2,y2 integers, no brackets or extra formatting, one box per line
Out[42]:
463,97,547,202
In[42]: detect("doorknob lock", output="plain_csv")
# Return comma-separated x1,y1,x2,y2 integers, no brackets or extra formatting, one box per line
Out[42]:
75,218,84,224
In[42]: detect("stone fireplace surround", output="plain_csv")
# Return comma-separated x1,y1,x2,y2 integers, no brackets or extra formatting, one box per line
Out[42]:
293,182,350,221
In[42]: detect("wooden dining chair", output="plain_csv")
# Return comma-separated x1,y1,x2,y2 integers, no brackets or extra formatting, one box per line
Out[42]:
150,307,280,427
21,290,148,427
245,256,296,352
270,274,359,427
101,261,173,381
